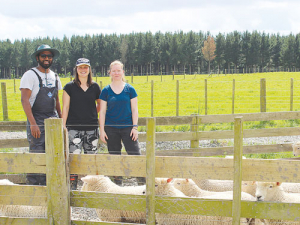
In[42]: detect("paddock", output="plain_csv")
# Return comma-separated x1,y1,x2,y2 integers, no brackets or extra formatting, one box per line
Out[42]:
1,112,300,224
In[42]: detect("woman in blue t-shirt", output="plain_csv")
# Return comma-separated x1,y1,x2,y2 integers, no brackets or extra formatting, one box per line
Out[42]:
99,60,143,185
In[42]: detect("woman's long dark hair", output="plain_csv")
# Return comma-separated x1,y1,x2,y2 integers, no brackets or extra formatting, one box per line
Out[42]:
73,65,93,87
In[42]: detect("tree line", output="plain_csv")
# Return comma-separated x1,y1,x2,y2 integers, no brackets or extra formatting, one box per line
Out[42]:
0,30,300,79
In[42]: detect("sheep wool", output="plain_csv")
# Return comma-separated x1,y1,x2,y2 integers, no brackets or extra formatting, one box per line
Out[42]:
154,178,247,225
81,175,146,223
173,178,231,197
0,179,47,218
193,179,234,192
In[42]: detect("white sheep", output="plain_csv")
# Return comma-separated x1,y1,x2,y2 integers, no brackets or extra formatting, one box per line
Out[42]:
0,179,16,185
292,142,300,156
174,178,256,201
81,175,146,223
240,180,300,197
154,178,249,225
256,181,300,225
0,179,47,218
173,178,227,197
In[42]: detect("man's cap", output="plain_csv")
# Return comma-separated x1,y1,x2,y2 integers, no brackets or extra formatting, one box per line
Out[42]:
31,44,60,61
76,58,91,67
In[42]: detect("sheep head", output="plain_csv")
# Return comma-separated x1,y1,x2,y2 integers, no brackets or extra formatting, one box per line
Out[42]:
292,142,300,156
255,181,282,201
81,175,113,192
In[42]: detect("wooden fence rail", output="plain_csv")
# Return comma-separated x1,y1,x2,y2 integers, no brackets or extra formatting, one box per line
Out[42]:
2,111,300,156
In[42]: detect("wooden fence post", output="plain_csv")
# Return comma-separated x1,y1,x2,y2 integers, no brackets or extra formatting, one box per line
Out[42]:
99,81,102,90
205,79,208,115
1,83,8,121
131,73,133,83
45,118,70,225
232,79,235,114
232,116,243,225
146,117,156,225
151,80,154,117
173,71,174,80
290,78,294,111
260,78,266,112
190,114,199,148
176,80,179,116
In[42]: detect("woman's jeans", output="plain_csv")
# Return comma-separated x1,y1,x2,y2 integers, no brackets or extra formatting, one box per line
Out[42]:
104,126,141,155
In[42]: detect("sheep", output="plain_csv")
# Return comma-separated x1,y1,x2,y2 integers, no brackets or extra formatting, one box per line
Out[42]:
281,183,300,193
173,178,228,197
240,180,300,197
292,142,300,156
256,181,300,225
154,178,249,225
0,179,47,218
81,175,146,223
173,178,256,201
0,179,16,185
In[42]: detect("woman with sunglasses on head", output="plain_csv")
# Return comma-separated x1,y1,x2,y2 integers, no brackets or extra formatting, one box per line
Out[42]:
62,58,101,189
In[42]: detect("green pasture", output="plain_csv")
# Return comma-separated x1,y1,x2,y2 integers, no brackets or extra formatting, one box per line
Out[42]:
1,72,300,133
1,72,300,158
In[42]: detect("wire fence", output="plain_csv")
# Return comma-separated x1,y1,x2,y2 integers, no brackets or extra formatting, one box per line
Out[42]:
1,72,300,121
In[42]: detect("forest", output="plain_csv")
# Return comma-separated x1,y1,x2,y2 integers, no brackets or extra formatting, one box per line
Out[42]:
0,30,300,78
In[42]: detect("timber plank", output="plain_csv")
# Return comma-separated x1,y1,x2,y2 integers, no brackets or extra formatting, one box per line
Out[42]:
69,155,300,182
71,192,300,221
153,144,293,156
0,185,47,206
0,218,48,225
0,153,46,173
0,138,28,148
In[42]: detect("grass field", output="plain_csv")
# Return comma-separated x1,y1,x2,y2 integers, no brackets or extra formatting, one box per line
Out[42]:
1,72,300,158
1,72,300,131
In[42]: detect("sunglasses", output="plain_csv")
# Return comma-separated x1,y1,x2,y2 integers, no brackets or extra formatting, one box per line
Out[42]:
40,54,53,59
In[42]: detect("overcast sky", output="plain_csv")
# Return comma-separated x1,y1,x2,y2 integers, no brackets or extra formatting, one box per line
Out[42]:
1,0,300,42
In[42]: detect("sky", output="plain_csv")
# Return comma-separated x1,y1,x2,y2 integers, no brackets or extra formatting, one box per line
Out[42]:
1,0,300,42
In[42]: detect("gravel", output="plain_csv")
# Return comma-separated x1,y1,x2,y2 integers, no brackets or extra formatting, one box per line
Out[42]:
1,131,300,222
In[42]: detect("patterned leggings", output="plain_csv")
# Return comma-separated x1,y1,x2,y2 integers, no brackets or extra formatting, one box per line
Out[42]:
68,128,99,154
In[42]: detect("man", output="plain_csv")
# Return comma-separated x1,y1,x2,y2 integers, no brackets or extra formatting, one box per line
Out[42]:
20,44,62,185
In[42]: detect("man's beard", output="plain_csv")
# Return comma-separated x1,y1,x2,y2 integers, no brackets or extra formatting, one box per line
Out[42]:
38,59,52,69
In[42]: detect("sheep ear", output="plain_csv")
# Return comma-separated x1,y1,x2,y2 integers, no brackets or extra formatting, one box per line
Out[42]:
276,182,282,186
167,178,173,183
186,179,189,182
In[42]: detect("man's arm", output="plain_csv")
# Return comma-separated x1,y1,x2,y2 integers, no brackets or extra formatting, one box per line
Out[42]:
21,88,40,138
56,93,62,118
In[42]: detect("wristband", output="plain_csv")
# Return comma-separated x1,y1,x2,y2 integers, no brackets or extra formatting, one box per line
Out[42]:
133,125,138,127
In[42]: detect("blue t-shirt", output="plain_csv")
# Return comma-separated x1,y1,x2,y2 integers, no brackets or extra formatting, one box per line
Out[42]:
100,83,137,128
